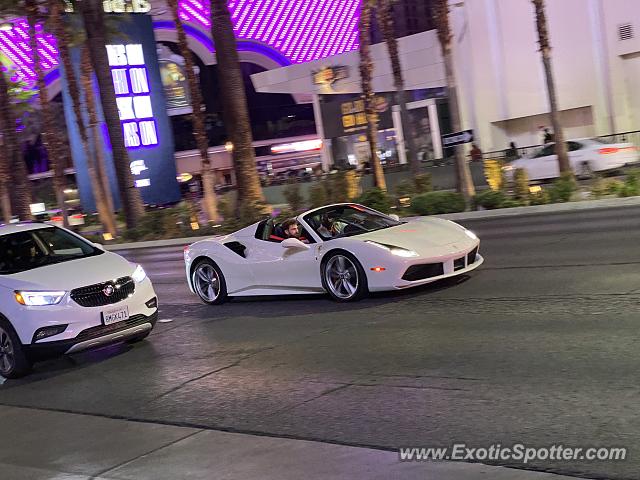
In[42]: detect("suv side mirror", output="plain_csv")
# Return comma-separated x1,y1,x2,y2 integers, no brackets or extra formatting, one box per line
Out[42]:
388,214,400,221
281,238,310,250
93,242,105,251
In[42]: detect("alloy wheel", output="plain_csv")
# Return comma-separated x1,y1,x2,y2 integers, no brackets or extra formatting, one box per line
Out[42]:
194,264,221,303
325,255,359,299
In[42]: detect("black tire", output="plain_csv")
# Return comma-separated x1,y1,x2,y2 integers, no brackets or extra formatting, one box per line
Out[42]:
0,319,32,379
126,331,151,344
191,258,228,305
321,250,368,302
579,161,594,179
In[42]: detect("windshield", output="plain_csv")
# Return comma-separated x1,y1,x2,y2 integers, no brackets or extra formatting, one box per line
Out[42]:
0,227,103,275
303,204,402,240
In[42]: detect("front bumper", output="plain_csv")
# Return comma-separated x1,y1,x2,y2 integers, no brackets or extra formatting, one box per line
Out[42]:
24,311,158,360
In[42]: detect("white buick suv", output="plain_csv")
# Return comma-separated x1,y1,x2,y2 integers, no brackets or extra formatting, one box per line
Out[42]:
0,223,158,378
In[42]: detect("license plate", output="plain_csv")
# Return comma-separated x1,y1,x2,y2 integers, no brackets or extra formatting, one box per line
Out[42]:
102,306,129,325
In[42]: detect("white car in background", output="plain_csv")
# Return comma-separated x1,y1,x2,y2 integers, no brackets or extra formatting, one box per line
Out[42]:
0,223,158,378
504,138,639,180
185,203,482,304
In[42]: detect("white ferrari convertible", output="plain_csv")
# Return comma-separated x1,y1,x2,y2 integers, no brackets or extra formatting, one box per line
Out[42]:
184,203,483,303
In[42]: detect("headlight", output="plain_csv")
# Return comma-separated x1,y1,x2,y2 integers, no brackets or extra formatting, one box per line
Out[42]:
365,241,419,257
132,264,147,283
464,229,478,240
15,291,66,306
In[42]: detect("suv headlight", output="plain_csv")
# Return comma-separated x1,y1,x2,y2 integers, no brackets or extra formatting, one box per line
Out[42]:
132,264,147,283
15,291,66,306
365,241,418,257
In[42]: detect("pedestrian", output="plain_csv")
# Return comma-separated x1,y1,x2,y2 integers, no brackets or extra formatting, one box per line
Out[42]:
505,141,519,162
470,143,483,162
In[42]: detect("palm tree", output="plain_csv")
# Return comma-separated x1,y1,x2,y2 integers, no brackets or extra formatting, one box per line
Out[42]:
359,0,386,191
167,0,219,222
210,0,265,214
26,0,69,227
532,0,570,175
50,2,117,236
432,0,475,205
79,0,144,229
0,59,32,220
377,0,419,175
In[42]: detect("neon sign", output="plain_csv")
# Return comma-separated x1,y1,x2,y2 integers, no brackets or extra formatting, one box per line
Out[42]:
107,44,159,150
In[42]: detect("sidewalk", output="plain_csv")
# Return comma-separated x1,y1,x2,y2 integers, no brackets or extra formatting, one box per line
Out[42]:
0,405,580,480
105,195,640,252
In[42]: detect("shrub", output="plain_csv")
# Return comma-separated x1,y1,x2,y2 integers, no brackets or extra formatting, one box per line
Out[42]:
483,159,506,191
283,182,304,212
474,189,508,210
357,187,394,213
309,182,328,208
414,173,433,194
529,189,550,205
606,179,625,196
589,176,608,199
513,168,529,201
500,199,524,208
325,171,351,203
548,172,577,203
410,191,466,215
618,169,640,197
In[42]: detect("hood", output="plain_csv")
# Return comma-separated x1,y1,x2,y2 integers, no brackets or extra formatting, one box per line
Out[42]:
354,218,473,253
0,252,136,291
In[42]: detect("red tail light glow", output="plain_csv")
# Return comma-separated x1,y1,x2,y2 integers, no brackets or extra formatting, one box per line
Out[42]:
598,147,620,155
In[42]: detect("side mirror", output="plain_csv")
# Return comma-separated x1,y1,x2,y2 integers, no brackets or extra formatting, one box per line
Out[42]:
389,214,400,221
93,242,105,251
281,238,310,250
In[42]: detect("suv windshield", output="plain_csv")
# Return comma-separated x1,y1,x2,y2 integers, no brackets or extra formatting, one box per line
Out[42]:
0,227,103,275
304,204,402,240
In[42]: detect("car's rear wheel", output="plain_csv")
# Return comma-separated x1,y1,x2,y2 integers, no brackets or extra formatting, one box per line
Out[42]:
0,320,31,379
579,161,594,179
322,251,368,302
192,259,228,305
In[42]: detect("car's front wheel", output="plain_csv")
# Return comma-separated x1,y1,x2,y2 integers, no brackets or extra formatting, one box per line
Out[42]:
0,320,32,379
192,259,228,305
322,251,368,302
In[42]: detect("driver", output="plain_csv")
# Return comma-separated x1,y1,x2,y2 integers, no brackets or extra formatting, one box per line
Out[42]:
282,219,309,243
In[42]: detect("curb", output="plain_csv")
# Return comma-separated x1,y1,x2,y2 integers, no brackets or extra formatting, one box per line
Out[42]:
435,195,640,221
105,195,640,251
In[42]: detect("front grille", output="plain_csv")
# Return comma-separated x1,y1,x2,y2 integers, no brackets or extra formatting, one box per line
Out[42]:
75,313,153,341
70,276,135,307
402,263,444,281
454,256,466,271
467,247,479,265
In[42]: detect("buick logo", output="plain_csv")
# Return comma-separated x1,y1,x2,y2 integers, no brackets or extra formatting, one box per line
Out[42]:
103,285,115,297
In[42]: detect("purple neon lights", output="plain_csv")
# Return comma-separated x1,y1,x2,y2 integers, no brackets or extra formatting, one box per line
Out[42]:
178,0,361,64
0,19,58,85
0,1,361,86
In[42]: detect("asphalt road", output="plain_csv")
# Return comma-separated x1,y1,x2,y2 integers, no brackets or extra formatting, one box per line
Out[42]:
2,206,640,479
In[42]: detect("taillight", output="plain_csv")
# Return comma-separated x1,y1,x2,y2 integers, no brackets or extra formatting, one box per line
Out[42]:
598,147,620,155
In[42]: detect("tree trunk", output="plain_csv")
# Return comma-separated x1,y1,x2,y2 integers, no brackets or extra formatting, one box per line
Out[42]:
168,0,219,222
359,1,386,191
433,0,475,205
80,0,144,229
52,4,117,236
81,47,119,237
0,76,11,223
378,0,419,174
0,60,31,220
27,0,69,227
210,0,265,214
532,0,570,175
